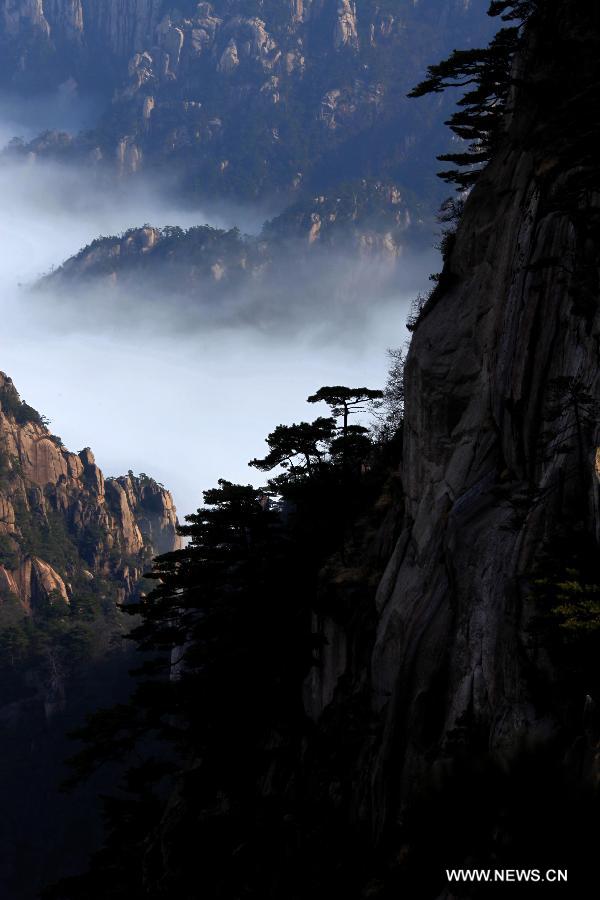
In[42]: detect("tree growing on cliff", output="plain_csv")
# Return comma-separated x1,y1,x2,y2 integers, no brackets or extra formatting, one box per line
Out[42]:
409,27,519,188
307,386,383,439
312,385,382,470
248,417,336,478
50,476,315,899
372,348,406,441
488,0,537,20
307,386,383,474
542,376,600,491
0,378,46,427
408,1,538,189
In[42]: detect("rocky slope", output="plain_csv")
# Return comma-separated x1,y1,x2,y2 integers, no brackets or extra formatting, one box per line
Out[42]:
1,1,494,212
0,370,179,612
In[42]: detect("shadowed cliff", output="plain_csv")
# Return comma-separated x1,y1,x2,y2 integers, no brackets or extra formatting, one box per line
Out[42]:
302,0,600,892
370,0,600,810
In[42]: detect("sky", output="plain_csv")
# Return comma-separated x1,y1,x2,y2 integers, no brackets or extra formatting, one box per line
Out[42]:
0,98,438,519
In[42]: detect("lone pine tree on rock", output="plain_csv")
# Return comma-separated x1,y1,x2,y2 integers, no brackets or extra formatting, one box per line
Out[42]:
307,386,383,440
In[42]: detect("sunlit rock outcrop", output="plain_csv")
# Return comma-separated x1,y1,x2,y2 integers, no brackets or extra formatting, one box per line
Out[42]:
0,371,179,613
334,0,359,50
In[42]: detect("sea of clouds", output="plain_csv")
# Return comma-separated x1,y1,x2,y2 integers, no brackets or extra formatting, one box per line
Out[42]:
0,98,437,517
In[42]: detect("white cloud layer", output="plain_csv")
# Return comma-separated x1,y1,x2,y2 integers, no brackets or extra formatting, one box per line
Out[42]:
0,109,436,518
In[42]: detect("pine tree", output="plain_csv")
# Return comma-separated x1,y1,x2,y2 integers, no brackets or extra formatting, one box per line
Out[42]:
408,1,538,189
46,387,387,898
248,417,336,478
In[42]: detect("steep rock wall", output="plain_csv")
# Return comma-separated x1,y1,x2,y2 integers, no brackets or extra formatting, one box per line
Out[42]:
80,0,162,58
0,0,160,60
360,0,600,833
295,4,600,859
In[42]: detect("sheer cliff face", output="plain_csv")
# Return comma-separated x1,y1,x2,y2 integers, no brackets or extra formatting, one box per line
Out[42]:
81,0,162,58
0,0,471,67
0,371,179,612
0,0,160,91
360,0,600,827
0,0,158,57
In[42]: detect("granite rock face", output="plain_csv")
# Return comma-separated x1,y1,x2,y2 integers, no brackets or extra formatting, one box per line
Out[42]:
81,0,162,59
0,0,50,39
0,0,158,69
0,371,179,612
305,0,600,839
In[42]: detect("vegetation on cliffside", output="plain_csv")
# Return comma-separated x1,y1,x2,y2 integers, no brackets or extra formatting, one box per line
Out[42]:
43,1,600,896
0,374,179,899
42,379,400,899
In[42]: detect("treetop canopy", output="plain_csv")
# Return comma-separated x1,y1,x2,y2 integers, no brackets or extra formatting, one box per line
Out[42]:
307,386,383,407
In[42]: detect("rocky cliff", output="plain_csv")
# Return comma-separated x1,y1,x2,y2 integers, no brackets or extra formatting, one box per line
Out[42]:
1,1,494,211
0,370,179,612
369,0,600,806
0,0,160,85
303,0,600,870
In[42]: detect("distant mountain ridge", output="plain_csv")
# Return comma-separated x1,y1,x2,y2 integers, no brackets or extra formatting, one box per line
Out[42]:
36,180,420,316
1,2,495,216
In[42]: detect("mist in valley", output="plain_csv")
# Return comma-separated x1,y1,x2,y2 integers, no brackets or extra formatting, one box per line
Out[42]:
0,109,437,519
0,86,104,147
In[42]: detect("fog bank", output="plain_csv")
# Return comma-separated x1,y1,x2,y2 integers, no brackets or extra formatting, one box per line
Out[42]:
0,133,436,518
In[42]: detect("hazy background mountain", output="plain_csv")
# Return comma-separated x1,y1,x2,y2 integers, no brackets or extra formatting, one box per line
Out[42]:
1,1,495,206
0,0,495,517
0,148,432,516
